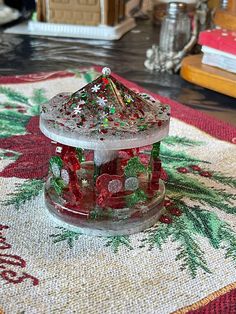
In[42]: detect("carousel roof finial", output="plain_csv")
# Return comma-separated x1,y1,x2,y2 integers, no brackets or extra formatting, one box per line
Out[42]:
102,67,111,76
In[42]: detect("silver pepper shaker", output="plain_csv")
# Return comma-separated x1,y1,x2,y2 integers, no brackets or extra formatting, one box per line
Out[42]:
159,2,191,53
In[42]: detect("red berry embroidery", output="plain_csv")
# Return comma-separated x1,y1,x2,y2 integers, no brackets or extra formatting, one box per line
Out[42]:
169,208,182,216
189,165,201,171
164,199,173,208
159,215,172,224
177,167,189,173
200,171,212,178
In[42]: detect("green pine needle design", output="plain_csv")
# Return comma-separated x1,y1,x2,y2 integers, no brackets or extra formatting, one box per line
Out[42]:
3,179,44,209
165,166,235,215
0,87,48,121
31,88,48,106
163,136,203,147
179,203,236,269
211,172,236,189
0,111,31,138
0,88,48,138
204,198,236,214
0,86,30,105
165,169,220,202
160,145,210,168
50,227,82,249
219,226,236,261
105,236,133,253
141,223,173,250
69,68,98,83
176,202,223,248
50,229,133,253
142,217,211,278
174,220,211,278
141,203,236,278
30,88,48,115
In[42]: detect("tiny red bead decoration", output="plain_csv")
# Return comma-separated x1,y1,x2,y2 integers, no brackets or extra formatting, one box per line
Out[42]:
164,199,173,208
200,171,212,177
102,77,109,85
189,165,201,171
177,167,189,173
159,215,172,224
169,208,182,216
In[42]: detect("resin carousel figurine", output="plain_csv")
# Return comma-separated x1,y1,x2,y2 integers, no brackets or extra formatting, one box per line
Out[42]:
40,67,170,236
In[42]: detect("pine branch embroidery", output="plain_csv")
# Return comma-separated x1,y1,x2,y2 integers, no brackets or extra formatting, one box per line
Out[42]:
3,179,44,209
163,136,203,147
105,236,133,253
0,86,30,105
50,227,82,249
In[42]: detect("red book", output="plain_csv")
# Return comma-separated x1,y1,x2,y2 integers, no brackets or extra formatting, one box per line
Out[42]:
198,29,236,56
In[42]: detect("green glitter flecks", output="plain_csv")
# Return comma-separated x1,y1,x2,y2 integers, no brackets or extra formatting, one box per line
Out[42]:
138,125,148,131
75,148,85,162
50,227,82,249
70,103,78,110
2,179,44,210
49,156,63,174
81,92,87,100
51,177,66,196
126,189,147,207
90,208,114,220
105,236,133,253
103,118,109,128
124,157,147,177
110,107,116,114
151,142,160,159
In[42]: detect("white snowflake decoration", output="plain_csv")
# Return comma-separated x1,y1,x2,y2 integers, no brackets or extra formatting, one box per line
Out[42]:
82,179,89,188
101,112,108,119
73,106,82,114
78,100,85,105
96,96,107,107
91,84,101,93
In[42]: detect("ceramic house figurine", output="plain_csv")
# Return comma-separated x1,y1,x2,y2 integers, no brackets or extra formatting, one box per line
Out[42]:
40,68,170,235
37,0,126,26
31,0,135,39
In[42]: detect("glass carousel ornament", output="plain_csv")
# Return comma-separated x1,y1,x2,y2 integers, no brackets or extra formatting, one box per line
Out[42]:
40,67,170,236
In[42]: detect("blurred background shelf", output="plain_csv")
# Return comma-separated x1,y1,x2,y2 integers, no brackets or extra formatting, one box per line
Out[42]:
181,54,236,98
214,0,236,30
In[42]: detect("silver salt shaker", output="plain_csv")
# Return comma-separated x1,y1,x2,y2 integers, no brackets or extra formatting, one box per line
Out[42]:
159,2,191,53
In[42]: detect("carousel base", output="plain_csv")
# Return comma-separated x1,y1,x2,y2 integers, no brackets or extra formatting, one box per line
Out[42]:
45,180,166,236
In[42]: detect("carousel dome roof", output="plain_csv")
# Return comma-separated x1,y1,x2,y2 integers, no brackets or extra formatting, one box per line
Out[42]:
40,68,170,150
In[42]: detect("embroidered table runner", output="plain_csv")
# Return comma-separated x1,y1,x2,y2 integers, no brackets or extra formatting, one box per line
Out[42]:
0,68,236,314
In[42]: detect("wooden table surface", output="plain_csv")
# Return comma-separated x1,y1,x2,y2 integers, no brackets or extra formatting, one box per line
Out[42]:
0,19,236,126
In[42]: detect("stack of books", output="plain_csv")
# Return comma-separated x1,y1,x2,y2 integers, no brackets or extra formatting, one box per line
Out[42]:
199,29,236,74
180,0,236,97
